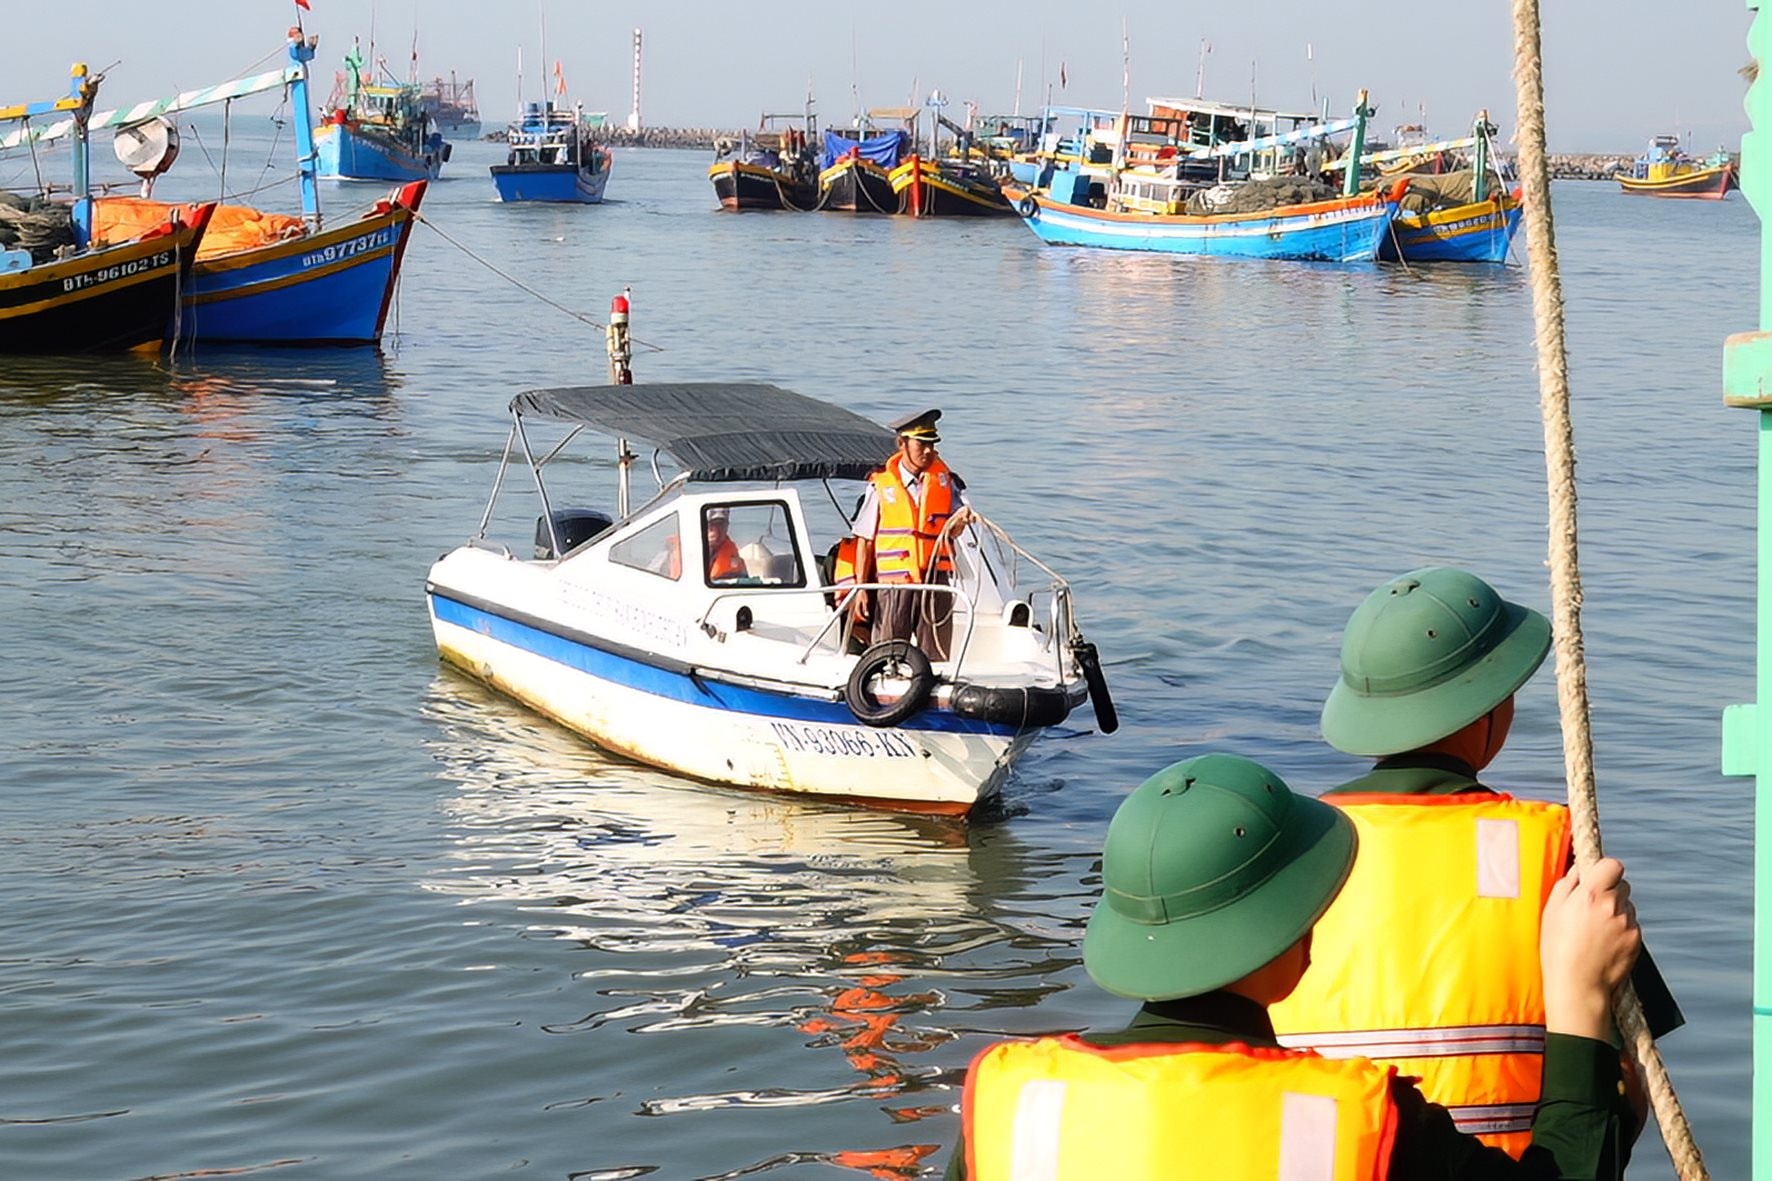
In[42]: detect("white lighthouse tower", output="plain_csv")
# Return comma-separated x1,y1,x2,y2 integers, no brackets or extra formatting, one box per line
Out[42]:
626,28,642,132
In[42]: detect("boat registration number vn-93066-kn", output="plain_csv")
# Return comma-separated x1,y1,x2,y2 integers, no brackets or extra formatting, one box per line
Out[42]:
301,228,392,269
769,721,920,759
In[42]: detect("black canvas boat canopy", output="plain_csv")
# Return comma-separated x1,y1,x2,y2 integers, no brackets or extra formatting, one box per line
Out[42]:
510,382,896,482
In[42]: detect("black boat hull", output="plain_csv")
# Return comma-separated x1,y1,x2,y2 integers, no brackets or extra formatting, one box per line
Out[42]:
0,213,210,353
709,161,816,211
819,158,900,214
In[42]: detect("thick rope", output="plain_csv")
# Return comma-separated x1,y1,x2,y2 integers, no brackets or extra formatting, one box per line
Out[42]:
1508,1,1707,1176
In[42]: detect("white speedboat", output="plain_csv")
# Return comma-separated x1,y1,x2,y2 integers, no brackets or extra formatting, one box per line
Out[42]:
424,381,1116,815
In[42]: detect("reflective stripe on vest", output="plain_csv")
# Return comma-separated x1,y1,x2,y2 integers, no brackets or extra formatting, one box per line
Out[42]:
869,457,956,583
1268,793,1571,1159
963,1036,1398,1181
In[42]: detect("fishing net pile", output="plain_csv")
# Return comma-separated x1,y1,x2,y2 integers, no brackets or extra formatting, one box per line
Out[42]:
1186,177,1339,215
1395,170,1480,214
0,192,75,262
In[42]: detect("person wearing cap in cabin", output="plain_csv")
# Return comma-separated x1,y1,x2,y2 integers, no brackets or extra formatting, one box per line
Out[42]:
847,409,973,660
1267,567,1683,1157
945,752,1643,1180
703,507,746,581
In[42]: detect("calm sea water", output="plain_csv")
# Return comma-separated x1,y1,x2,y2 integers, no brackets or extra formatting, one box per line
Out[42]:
0,133,1757,1179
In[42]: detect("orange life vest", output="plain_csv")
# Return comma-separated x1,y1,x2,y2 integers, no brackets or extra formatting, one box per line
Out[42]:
963,1035,1398,1180
1268,793,1571,1158
869,457,957,583
831,536,859,590
708,536,745,580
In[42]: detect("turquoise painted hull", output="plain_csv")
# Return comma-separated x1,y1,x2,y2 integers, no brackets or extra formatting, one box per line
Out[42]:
1013,190,1400,263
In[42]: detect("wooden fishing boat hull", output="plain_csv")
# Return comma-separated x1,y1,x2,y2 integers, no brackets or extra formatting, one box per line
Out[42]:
1617,162,1733,198
190,182,424,343
316,120,447,182
818,156,900,213
94,182,426,344
491,151,612,203
1381,191,1524,263
1006,184,1402,263
888,160,1015,217
0,206,213,353
708,160,815,211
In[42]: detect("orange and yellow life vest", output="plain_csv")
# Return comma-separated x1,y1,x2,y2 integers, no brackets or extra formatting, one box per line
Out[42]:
831,535,859,591
1268,792,1571,1158
869,457,957,583
963,1035,1398,1180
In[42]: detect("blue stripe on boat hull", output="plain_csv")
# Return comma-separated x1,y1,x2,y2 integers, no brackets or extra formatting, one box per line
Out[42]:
428,592,1016,736
187,222,407,344
1019,198,1397,262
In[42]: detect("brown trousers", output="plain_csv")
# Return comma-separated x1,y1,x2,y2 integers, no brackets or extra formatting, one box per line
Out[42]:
873,573,954,661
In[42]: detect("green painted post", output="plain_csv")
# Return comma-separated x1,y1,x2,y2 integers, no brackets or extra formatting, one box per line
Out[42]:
1342,89,1371,197
1473,110,1491,204
1723,5,1772,1175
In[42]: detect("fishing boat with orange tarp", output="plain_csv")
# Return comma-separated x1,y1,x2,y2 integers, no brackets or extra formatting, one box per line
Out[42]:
74,30,425,345
0,65,213,353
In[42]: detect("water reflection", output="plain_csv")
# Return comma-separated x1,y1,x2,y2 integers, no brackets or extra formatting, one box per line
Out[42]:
421,673,1094,1178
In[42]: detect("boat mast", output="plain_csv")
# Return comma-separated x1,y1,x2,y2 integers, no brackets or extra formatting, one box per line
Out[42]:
1725,4,1772,1175
287,28,323,227
1342,89,1371,197
67,64,96,247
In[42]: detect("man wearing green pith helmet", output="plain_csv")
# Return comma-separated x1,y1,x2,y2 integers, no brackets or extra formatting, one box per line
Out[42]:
944,752,1643,1179
1269,567,1683,1157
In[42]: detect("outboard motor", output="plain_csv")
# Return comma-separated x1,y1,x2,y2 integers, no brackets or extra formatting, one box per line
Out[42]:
535,508,614,559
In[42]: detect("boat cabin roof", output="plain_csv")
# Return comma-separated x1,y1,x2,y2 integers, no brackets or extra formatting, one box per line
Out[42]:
512,382,894,483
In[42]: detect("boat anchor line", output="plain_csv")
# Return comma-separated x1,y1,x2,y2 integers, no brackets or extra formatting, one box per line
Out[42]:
408,208,665,350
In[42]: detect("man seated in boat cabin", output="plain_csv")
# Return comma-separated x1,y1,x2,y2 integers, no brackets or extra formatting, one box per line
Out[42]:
702,507,747,581
645,509,746,581
945,752,1644,1180
1268,567,1683,1156
846,408,973,660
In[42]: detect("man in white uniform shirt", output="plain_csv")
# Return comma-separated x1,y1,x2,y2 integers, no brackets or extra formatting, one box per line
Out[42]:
847,409,972,659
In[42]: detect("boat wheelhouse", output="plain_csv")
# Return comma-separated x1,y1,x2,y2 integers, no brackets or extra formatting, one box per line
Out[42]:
425,382,1116,815
315,41,450,183
491,101,611,204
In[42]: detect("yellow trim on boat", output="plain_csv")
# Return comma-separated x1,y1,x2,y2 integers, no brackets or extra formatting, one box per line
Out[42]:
191,245,395,305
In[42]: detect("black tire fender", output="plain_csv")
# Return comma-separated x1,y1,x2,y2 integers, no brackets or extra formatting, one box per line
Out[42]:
1016,195,1039,219
843,640,935,728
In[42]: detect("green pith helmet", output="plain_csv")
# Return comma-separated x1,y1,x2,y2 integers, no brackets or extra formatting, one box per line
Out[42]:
1083,753,1357,1002
1321,567,1551,758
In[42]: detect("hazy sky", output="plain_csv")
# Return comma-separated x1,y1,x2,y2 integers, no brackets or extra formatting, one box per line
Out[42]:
0,1,1754,153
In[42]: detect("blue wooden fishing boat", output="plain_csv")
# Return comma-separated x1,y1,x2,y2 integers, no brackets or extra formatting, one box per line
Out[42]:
1373,113,1524,264
75,30,425,345
1007,93,1403,263
315,40,449,183
491,101,611,204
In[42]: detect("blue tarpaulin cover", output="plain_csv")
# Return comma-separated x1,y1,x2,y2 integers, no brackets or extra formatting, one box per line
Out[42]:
819,129,909,171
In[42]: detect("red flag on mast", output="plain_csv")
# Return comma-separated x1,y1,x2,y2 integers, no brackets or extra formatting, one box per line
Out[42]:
294,0,311,9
